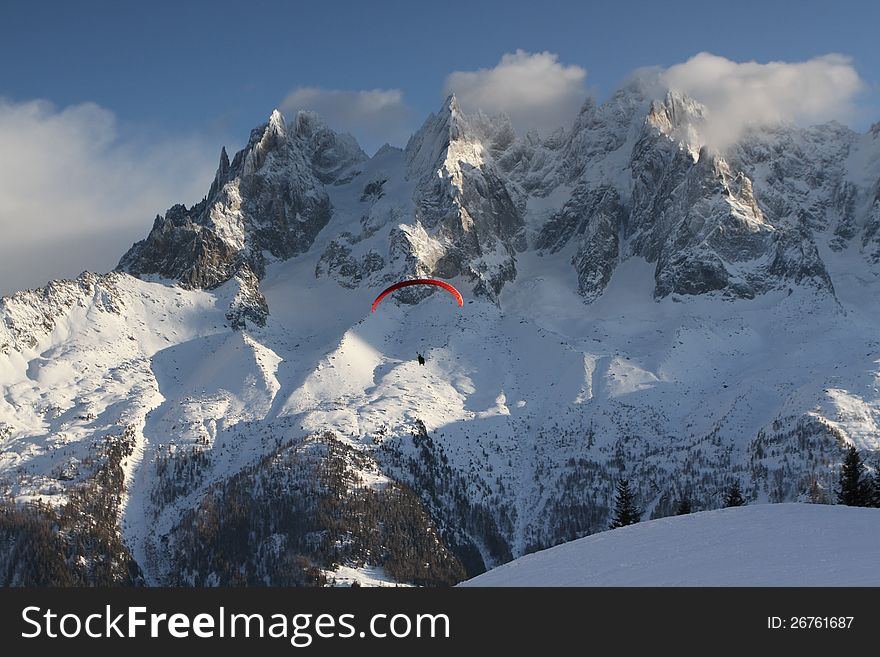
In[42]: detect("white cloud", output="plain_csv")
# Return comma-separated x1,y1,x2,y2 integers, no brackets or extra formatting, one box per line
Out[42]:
658,52,864,148
0,99,217,296
444,50,588,136
280,87,413,154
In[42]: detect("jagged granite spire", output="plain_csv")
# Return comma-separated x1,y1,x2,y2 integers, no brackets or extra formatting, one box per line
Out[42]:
207,146,231,200
117,109,337,289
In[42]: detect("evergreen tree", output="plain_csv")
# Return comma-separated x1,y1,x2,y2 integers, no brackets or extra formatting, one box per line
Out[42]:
675,496,692,515
867,464,880,508
609,478,640,528
723,481,746,507
868,472,880,509
837,445,871,507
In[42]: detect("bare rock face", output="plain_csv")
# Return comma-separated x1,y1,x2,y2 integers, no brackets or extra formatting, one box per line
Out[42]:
117,203,242,289
226,265,269,329
537,184,625,301
862,187,880,263
293,111,368,184
314,239,386,289
618,93,840,300
118,110,338,290
398,96,526,300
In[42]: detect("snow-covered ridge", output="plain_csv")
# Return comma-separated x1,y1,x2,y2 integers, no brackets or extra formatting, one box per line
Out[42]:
115,81,880,309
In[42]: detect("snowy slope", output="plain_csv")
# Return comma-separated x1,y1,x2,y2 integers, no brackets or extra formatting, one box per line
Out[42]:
461,504,880,586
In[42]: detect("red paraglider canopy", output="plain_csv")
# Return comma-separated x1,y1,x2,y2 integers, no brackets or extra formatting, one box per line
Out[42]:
371,278,463,312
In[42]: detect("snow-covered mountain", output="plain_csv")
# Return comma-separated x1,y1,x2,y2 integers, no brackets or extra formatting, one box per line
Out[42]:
3,80,880,585
461,504,880,586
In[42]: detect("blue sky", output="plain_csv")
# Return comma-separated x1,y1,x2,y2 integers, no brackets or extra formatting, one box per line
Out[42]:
1,0,880,294
4,0,879,148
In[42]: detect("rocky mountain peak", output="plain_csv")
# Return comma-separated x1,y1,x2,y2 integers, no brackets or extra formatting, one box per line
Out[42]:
293,109,325,138
645,90,707,156
207,146,231,200
242,109,288,177
268,107,285,132
118,79,880,322
445,93,461,117
118,108,333,291
373,96,521,298
405,95,475,184
218,145,230,172
293,109,367,184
